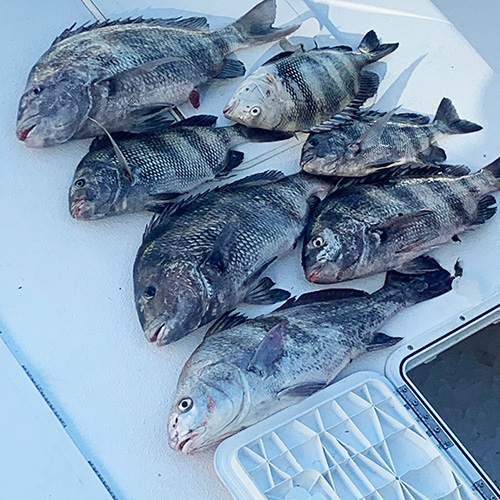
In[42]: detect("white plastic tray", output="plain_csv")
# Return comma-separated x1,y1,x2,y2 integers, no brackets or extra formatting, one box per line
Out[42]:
215,372,477,500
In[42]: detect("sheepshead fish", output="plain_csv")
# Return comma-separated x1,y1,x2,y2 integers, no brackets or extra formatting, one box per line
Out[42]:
16,0,299,147
133,171,332,346
303,157,500,284
223,30,398,132
301,98,482,176
69,115,292,219
168,258,454,454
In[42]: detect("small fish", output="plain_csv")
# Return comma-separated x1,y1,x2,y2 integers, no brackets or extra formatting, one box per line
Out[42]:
302,157,500,283
16,0,299,147
133,171,332,346
69,115,292,220
223,30,398,132
301,98,482,176
168,258,454,454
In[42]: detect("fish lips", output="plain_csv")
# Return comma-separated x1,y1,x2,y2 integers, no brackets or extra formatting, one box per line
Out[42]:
169,426,207,455
144,318,186,347
222,100,237,120
16,115,42,146
304,260,336,284
70,197,94,220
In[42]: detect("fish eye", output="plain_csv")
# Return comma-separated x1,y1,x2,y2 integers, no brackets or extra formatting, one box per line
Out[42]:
143,285,156,300
250,106,261,117
312,236,325,248
178,397,193,412
74,178,86,188
32,86,43,95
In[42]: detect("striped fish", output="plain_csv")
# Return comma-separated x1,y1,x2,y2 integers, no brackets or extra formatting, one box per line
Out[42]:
69,115,292,220
302,157,500,283
301,98,483,176
223,31,398,132
17,0,299,147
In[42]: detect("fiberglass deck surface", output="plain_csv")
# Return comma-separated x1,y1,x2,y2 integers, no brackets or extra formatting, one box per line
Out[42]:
1,1,500,499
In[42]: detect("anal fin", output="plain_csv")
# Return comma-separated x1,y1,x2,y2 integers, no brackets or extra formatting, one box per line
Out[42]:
216,150,244,178
472,194,497,225
419,144,447,163
215,58,246,79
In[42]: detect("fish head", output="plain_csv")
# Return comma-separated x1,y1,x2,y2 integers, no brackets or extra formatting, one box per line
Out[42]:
134,259,207,346
301,131,350,175
168,361,246,454
17,70,91,147
69,150,122,220
303,220,365,283
223,70,289,130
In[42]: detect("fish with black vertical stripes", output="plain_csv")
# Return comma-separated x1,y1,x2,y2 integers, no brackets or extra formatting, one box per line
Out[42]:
302,157,500,283
301,98,482,176
223,30,399,132
16,0,299,147
133,171,334,346
68,115,292,219
167,258,454,454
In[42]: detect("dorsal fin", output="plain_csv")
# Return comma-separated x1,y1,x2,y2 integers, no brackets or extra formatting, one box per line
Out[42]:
172,115,218,128
262,51,295,65
52,16,209,46
277,288,368,311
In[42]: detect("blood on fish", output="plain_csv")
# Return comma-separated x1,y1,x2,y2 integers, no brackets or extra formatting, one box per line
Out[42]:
207,397,216,413
189,89,200,109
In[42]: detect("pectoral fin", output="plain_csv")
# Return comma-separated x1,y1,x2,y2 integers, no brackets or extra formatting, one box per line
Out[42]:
366,332,403,352
247,320,287,377
277,382,326,399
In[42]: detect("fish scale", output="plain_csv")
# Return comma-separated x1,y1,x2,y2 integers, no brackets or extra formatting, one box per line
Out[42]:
302,158,500,284
168,262,454,453
133,172,332,346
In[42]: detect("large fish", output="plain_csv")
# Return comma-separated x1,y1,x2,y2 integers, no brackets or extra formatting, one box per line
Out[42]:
16,0,299,147
167,259,454,454
301,98,482,176
134,171,332,346
223,30,398,132
69,115,292,219
302,157,500,284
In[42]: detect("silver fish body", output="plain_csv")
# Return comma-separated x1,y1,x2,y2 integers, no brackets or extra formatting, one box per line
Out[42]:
16,0,299,147
69,116,292,219
301,98,482,176
133,171,331,346
168,261,454,454
303,158,500,283
223,30,398,132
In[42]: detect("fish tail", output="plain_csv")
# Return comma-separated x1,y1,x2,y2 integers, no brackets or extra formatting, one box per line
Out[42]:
384,256,454,306
357,30,399,63
433,97,482,135
481,156,500,189
229,0,300,48
231,124,294,144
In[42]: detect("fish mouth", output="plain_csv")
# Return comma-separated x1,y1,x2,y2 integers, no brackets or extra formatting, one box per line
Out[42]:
223,101,236,119
171,427,207,455
144,319,170,346
305,261,328,283
70,198,92,219
16,123,38,142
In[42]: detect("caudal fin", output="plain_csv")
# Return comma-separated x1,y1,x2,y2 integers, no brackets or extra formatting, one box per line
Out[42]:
231,0,300,47
357,30,399,63
384,256,454,306
433,98,482,135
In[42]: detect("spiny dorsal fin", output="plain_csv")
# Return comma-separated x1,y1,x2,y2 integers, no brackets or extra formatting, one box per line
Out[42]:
172,115,218,128
277,288,368,311
262,51,295,66
205,310,248,338
52,16,209,46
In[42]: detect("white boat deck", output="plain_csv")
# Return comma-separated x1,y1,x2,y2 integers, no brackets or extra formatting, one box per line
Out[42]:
1,1,499,499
